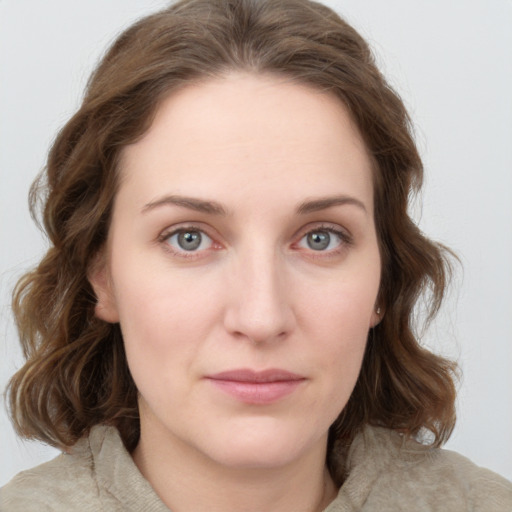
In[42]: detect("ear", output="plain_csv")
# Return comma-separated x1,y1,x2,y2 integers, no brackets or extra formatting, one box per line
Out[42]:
88,250,120,323
369,305,383,328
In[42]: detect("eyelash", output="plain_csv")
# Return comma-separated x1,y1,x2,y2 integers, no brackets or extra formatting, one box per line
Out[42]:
157,223,353,259
294,224,353,257
157,225,220,259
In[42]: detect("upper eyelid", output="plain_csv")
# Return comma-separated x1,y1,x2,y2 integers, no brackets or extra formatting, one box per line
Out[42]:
158,225,218,258
156,221,352,247
293,222,352,240
157,224,217,250
159,222,217,239
299,228,348,244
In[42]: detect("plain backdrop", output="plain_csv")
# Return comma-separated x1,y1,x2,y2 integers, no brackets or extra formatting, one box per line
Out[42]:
1,0,511,486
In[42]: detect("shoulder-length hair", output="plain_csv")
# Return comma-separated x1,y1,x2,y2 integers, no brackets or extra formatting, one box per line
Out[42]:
8,0,456,481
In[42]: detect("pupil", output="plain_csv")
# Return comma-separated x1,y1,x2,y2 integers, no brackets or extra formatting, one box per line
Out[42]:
307,231,330,250
178,231,201,250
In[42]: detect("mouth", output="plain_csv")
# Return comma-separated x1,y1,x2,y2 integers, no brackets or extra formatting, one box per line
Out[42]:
205,368,306,405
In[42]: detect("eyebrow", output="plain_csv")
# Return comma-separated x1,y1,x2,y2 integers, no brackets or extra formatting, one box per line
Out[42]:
142,195,228,215
296,195,367,215
141,193,367,216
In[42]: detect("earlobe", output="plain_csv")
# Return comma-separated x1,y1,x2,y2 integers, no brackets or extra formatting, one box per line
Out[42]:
370,306,383,328
88,251,120,324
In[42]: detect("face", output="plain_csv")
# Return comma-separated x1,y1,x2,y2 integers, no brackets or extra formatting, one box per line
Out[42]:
91,73,381,470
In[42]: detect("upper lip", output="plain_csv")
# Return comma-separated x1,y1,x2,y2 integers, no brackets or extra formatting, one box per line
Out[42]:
206,368,305,383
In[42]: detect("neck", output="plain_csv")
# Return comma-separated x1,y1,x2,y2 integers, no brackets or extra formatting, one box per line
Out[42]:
132,421,338,512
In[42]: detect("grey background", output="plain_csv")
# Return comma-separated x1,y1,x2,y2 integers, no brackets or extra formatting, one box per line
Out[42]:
1,0,511,485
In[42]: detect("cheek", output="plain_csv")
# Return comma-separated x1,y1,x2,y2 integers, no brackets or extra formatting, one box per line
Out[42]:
303,273,379,340
110,263,223,385
300,274,378,401
316,323,369,430
319,314,368,390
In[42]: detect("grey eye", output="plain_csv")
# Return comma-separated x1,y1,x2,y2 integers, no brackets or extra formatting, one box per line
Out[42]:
177,231,202,250
306,231,331,251
166,229,213,252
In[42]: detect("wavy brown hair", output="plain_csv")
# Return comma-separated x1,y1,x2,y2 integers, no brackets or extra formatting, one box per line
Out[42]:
7,0,457,481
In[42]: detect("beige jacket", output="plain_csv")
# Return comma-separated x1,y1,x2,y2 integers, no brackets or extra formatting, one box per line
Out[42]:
2,425,511,511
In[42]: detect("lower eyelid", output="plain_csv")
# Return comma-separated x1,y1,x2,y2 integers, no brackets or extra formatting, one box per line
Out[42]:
300,227,350,244
161,225,231,262
158,224,351,257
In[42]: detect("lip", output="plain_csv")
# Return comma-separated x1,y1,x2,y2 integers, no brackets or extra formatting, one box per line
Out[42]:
205,368,306,405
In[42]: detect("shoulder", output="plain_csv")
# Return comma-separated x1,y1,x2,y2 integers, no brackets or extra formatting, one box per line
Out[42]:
1,426,114,512
429,449,512,510
1,449,98,511
335,426,512,512
1,426,168,512
382,443,512,511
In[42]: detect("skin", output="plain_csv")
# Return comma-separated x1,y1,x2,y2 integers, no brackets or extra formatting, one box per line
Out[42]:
90,72,382,512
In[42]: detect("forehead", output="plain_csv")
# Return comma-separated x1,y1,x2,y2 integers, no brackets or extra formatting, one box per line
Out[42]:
118,72,374,213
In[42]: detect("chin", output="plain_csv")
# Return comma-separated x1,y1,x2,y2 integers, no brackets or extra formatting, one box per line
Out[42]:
196,418,326,470
206,441,303,470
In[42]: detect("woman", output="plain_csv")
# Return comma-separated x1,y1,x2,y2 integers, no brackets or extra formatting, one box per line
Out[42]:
2,0,511,510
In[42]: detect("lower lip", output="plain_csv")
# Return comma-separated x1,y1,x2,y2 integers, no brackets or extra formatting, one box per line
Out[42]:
207,379,304,404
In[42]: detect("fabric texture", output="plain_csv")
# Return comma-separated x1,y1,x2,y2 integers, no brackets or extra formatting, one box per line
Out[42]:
2,425,511,511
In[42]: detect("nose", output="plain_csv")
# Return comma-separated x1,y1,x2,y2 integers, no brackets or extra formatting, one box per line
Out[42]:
223,249,296,345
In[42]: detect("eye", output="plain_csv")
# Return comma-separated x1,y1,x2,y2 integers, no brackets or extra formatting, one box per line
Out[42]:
165,228,214,252
297,228,347,252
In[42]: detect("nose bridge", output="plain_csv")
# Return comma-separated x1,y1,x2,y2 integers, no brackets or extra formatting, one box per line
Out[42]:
224,243,294,343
